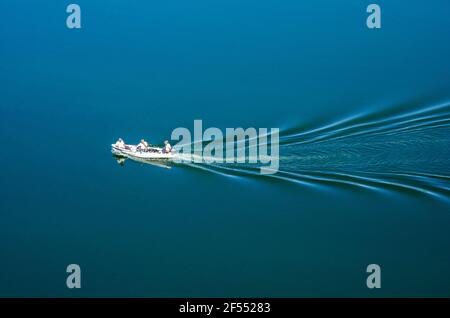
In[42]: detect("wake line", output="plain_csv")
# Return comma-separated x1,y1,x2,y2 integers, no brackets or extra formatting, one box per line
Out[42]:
182,100,450,202
186,162,450,201
280,101,450,145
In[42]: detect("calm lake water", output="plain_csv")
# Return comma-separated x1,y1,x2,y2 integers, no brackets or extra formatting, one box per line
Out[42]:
1,1,450,297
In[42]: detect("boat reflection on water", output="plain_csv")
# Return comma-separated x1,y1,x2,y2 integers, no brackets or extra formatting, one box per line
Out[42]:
112,155,172,169
114,156,126,166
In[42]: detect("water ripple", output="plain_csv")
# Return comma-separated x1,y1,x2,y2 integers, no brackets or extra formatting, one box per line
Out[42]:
193,100,450,201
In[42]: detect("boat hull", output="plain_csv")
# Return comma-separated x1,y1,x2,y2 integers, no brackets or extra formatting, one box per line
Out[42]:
111,144,173,160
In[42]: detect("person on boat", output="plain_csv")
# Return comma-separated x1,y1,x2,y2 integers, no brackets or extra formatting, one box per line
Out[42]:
136,139,149,152
114,138,125,148
163,140,172,153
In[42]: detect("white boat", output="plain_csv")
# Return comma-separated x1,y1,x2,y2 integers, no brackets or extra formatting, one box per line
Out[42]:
111,144,174,160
